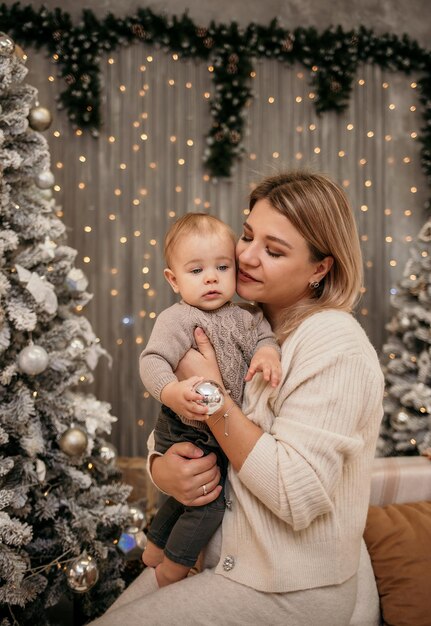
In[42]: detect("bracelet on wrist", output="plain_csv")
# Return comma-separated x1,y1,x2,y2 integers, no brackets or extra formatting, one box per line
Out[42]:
206,401,235,436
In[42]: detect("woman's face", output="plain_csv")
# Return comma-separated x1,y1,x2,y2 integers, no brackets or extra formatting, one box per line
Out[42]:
236,199,324,324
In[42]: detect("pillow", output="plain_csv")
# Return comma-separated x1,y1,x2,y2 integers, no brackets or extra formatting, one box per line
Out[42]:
364,501,431,626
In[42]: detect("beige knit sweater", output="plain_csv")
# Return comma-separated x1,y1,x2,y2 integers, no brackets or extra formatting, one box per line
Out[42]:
148,309,384,592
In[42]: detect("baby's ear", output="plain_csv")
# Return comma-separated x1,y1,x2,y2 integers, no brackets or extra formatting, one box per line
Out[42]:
164,268,180,293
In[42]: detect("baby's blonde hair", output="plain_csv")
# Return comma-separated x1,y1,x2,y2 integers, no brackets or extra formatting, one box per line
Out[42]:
164,212,237,268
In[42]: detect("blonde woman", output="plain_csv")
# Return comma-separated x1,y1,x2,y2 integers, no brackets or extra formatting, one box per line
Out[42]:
92,171,384,626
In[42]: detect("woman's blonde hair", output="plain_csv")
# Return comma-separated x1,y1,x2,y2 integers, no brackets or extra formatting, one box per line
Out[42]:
250,171,363,338
164,212,237,268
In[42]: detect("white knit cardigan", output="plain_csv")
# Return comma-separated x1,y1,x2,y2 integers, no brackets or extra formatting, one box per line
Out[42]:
148,309,384,592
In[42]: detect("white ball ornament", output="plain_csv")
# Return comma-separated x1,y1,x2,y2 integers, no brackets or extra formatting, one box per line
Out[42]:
66,551,99,593
193,380,224,415
59,427,88,456
28,106,53,131
18,345,49,375
35,170,55,189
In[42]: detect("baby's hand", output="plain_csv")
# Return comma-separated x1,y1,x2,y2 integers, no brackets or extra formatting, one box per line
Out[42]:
160,376,209,420
244,346,281,388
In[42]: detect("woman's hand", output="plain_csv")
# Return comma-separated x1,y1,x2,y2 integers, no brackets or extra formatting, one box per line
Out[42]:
175,327,223,386
151,442,222,506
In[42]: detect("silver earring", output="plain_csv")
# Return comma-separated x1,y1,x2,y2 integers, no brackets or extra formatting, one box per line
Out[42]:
310,281,320,289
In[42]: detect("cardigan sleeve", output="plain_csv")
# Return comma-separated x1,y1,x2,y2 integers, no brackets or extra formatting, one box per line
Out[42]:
237,349,384,531
139,305,195,401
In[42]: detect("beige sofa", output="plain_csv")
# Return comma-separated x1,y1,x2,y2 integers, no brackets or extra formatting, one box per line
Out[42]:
351,456,431,626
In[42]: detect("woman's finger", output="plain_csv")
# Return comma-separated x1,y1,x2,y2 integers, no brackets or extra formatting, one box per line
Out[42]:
194,327,216,359
189,484,223,507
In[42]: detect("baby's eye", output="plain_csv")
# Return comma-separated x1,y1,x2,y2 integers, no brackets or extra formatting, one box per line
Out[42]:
218,265,229,271
190,268,202,274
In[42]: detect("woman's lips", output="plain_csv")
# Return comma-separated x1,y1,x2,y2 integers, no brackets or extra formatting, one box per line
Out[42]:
238,268,260,283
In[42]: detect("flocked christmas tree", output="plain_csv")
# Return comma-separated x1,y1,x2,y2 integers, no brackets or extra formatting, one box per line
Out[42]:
377,217,431,457
0,33,146,624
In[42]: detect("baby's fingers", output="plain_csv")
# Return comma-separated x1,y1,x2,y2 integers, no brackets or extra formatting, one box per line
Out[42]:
244,365,257,382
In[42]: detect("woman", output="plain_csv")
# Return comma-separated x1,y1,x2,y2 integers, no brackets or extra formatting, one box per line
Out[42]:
92,171,384,625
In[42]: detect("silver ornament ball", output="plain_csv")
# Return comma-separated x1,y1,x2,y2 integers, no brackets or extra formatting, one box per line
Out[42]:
66,551,99,593
389,408,416,431
99,442,117,465
18,345,49,375
127,504,146,530
0,33,15,56
193,380,224,415
35,170,55,189
28,106,53,131
59,427,88,456
68,337,86,356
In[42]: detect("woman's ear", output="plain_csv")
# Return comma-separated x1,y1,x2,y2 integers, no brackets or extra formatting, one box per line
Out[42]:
311,256,334,284
164,268,180,293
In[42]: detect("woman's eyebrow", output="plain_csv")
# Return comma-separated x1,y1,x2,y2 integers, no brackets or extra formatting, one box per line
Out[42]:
243,221,293,249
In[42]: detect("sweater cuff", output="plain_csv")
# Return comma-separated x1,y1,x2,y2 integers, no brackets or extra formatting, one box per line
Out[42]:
238,432,276,489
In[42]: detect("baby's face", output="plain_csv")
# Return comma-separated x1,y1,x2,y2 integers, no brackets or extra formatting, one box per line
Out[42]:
164,232,237,310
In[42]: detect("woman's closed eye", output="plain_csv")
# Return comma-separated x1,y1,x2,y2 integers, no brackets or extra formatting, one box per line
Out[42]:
266,248,283,258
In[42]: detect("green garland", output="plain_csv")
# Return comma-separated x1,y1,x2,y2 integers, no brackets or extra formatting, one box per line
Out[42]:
0,3,430,194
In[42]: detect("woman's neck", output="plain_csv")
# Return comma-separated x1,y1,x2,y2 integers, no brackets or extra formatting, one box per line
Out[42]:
261,304,281,333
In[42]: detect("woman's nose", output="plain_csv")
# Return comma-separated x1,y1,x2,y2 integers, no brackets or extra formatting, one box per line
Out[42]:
238,243,259,266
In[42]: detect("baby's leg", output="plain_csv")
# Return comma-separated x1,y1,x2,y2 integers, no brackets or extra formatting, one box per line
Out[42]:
155,556,190,587
142,539,164,568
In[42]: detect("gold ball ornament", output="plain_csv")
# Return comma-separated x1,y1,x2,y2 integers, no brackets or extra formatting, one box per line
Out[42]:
18,344,49,375
14,44,27,62
59,427,88,456
66,551,99,593
0,33,15,56
28,106,52,131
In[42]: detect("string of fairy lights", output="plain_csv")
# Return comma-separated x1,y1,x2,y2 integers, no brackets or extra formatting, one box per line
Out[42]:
24,44,426,447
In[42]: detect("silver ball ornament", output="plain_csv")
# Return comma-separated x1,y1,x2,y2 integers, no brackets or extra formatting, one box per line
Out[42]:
117,526,147,560
99,442,117,465
127,505,146,530
18,345,49,375
28,106,53,131
68,337,86,356
389,408,416,431
0,33,15,56
193,380,224,415
66,551,99,593
59,427,88,456
35,170,55,189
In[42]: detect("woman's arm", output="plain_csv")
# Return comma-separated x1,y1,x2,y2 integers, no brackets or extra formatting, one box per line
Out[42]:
176,327,264,473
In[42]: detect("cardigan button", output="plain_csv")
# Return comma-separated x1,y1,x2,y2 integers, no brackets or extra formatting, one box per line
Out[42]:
225,498,232,509
222,555,235,571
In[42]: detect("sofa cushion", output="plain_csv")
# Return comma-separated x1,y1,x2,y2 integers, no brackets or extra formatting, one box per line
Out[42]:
364,500,431,626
